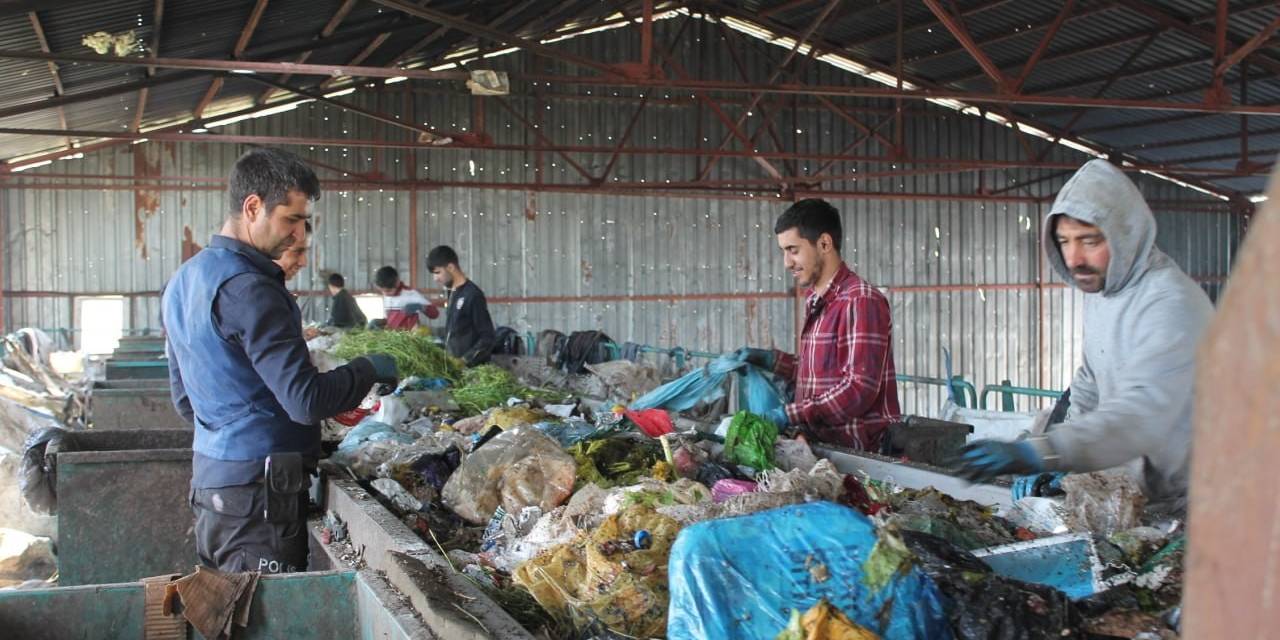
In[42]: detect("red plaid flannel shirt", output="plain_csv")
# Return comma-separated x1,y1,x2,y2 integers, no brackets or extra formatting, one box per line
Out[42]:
773,263,901,451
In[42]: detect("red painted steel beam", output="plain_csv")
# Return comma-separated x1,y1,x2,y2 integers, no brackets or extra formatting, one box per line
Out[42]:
370,0,623,76
598,94,649,183
0,50,467,82
491,96,596,183
261,0,365,104
759,0,821,19
654,48,785,181
1116,0,1280,76
846,0,1018,50
922,0,1008,90
1,127,1268,180
935,0,1274,82
948,27,1160,85
1034,29,1161,162
724,20,897,153
1123,125,1280,152
195,0,270,118
25,11,71,149
911,2,1122,66
640,0,654,70
134,0,165,132
714,20,795,159
7,48,1280,115
1009,0,1077,93
693,0,843,184
1214,16,1280,78
1164,148,1277,165
1029,53,1213,95
0,20,429,140
317,32,393,91
242,76,459,141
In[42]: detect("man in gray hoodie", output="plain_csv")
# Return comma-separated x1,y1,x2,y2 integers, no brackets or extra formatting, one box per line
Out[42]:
956,159,1214,505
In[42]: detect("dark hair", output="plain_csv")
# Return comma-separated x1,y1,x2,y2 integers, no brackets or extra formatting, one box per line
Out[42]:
328,273,345,288
774,198,843,252
374,266,400,289
426,245,460,271
227,148,320,217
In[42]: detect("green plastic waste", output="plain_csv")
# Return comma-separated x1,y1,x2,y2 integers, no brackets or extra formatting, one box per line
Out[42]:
723,410,779,471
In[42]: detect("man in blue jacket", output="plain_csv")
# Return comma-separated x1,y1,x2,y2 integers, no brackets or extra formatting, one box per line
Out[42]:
164,148,398,573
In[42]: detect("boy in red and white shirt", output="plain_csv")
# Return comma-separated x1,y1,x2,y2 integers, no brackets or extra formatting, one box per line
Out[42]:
374,265,438,330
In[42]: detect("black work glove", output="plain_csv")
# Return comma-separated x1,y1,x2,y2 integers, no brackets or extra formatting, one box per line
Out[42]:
359,353,399,386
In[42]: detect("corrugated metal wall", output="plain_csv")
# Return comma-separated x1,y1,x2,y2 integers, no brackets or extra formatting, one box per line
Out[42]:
0,15,1243,416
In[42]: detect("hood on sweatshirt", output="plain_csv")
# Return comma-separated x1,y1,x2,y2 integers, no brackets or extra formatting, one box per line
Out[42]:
1044,159,1157,296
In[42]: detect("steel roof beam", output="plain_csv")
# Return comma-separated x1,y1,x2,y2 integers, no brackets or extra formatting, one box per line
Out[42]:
24,10,71,149
133,0,164,132
922,0,1008,90
371,0,623,76
0,126,1269,178
258,0,357,104
0,20,434,125
1121,125,1280,152
1214,16,1280,79
6,49,1280,116
1009,0,1077,93
194,0,270,119
846,0,1018,51
1115,0,1280,77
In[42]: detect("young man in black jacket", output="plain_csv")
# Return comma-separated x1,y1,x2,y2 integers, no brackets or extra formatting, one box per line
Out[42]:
428,245,496,366
325,273,366,329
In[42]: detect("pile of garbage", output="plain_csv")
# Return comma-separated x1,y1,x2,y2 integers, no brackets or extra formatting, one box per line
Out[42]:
312,340,1185,639
1,329,88,588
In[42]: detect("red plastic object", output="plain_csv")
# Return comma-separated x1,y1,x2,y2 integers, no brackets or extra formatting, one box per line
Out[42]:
624,409,674,437
334,407,371,427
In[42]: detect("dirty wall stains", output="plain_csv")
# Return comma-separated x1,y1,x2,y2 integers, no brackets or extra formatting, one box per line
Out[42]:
131,142,177,259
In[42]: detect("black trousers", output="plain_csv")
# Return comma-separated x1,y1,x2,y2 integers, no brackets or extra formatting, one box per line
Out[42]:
191,484,309,574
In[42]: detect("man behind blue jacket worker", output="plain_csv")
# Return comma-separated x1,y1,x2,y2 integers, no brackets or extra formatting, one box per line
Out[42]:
163,148,399,574
428,245,497,366
955,159,1214,508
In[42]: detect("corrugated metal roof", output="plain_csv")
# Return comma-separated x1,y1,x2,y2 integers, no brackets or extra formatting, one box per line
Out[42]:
0,0,1275,197
744,0,1280,195
0,0,564,161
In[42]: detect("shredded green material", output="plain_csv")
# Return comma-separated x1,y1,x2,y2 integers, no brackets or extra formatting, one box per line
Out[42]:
723,410,779,471
861,531,913,592
333,331,463,382
450,365,568,415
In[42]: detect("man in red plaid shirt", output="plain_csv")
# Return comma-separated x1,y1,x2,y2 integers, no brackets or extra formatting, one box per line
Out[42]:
738,199,901,451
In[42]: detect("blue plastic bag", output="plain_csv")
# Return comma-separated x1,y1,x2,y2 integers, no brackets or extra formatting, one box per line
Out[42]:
336,420,413,452
667,502,951,640
630,352,784,415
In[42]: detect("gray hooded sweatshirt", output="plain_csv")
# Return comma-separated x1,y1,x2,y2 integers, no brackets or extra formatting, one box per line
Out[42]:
1027,159,1214,502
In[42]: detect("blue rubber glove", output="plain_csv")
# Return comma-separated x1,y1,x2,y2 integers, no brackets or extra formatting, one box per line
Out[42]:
358,353,400,386
403,303,424,314
1011,472,1067,501
954,439,1044,483
734,347,775,370
763,406,788,428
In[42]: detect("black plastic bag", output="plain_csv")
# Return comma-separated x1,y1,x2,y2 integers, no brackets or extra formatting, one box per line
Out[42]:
20,427,67,515
901,529,1087,640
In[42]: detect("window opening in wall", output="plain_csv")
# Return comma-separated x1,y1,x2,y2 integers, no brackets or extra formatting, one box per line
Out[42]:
78,296,125,355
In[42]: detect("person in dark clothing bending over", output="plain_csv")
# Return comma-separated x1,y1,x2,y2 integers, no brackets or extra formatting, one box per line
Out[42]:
428,245,496,366
163,148,399,574
325,273,366,329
